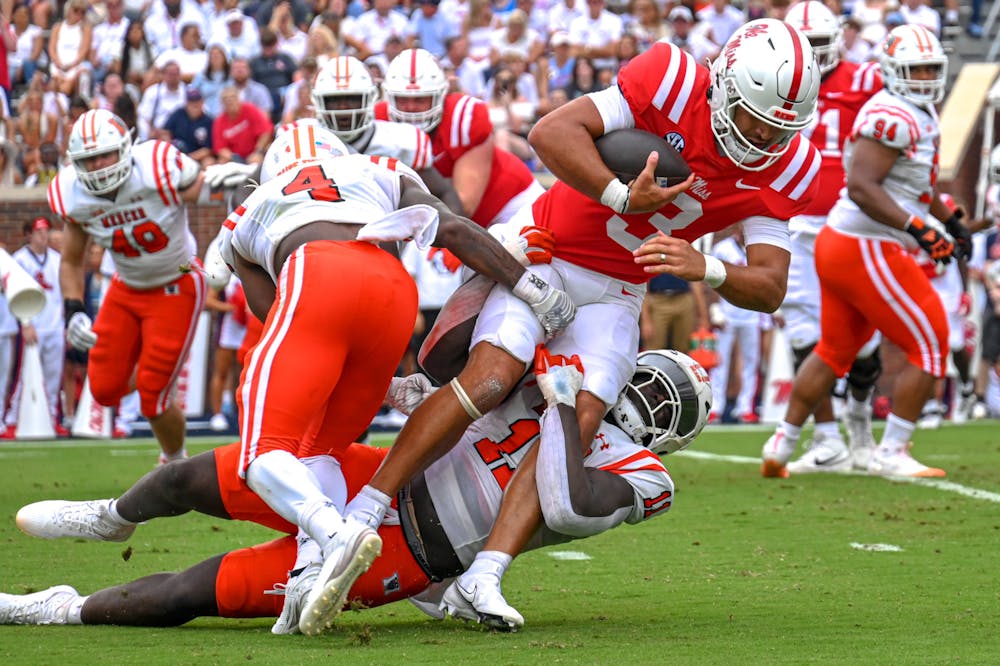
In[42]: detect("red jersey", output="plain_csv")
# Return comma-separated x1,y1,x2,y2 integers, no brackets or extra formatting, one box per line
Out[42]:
533,42,823,284
799,60,882,216
375,94,535,227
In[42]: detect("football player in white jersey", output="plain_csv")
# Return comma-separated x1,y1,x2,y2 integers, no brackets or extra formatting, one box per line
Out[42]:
49,109,210,464
5,218,65,437
212,124,573,634
5,349,708,632
761,25,972,479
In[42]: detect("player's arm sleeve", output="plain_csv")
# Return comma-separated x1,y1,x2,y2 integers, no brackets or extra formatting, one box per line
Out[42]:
586,86,635,134
741,216,791,252
535,406,639,538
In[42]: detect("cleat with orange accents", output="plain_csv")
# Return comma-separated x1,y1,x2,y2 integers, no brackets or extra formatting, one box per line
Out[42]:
760,432,795,478
761,459,789,478
868,443,945,478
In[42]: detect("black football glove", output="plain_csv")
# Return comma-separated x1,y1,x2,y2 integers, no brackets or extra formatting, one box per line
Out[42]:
905,215,954,265
943,211,972,261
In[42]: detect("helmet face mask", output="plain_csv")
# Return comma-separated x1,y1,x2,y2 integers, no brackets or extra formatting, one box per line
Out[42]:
879,25,947,106
607,350,712,455
383,48,448,133
709,19,820,171
67,110,133,195
785,0,842,76
312,56,377,142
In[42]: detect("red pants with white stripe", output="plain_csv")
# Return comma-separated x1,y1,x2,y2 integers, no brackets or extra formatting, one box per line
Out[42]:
237,240,417,476
89,272,207,417
813,226,947,378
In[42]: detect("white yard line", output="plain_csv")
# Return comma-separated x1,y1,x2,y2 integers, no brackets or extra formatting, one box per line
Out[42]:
677,449,1000,504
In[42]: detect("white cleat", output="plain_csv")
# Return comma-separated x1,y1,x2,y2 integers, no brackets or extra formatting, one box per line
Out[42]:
951,392,977,425
843,406,876,471
786,435,852,474
868,444,946,478
0,585,79,625
916,404,943,430
298,518,382,636
209,413,230,432
268,563,321,635
760,432,795,478
441,574,524,632
16,499,136,542
408,579,452,621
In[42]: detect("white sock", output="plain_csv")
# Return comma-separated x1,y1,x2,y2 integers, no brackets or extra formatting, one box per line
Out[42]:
814,421,841,442
778,421,802,446
105,499,135,526
160,447,187,462
846,394,871,417
465,550,513,584
880,413,915,453
67,595,87,625
946,9,959,23
345,485,391,529
291,530,323,573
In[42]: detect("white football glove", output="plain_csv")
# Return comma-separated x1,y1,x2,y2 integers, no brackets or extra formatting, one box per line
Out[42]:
67,312,97,351
533,346,584,408
385,373,437,415
204,162,257,189
512,271,575,338
202,241,232,290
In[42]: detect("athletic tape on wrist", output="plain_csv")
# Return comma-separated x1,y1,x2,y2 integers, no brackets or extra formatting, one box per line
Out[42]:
599,178,630,215
702,254,727,288
450,377,483,420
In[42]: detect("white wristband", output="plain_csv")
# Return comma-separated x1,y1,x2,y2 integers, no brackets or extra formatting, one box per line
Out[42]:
599,178,630,214
703,254,727,288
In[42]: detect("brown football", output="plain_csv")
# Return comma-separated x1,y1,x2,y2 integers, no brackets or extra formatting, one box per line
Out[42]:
595,129,691,187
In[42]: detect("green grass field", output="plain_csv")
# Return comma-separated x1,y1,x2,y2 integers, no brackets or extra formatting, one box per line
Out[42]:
2,425,999,665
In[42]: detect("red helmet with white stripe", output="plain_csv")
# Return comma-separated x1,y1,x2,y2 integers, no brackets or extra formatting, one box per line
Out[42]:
312,56,378,142
66,109,133,194
709,19,820,171
382,48,448,133
879,24,947,106
785,1,842,75
260,121,349,182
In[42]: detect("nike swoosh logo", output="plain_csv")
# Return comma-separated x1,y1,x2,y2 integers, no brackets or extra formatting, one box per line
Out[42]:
814,455,843,466
734,179,760,190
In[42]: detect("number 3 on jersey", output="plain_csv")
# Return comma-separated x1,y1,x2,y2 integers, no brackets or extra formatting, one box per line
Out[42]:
281,164,344,202
607,191,704,251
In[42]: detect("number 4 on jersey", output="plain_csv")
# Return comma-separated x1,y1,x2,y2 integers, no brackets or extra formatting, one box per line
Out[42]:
281,164,344,202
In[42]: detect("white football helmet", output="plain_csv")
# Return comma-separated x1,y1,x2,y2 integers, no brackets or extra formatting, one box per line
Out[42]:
785,1,841,75
260,121,349,182
709,19,820,171
608,349,712,455
312,56,378,143
66,109,134,195
879,24,947,106
382,48,448,133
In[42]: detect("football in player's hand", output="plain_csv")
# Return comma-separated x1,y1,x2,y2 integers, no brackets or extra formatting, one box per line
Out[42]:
595,129,691,187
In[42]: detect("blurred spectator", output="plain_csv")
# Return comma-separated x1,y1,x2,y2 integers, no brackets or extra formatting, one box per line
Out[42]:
515,0,548,36
489,8,543,66
281,56,319,122
0,89,12,141
49,0,94,98
899,0,940,36
25,142,60,187
90,0,131,82
216,9,261,60
486,67,535,162
29,0,55,31
640,275,706,354
354,0,409,56
270,1,309,63
93,73,131,112
851,0,898,47
192,43,231,117
113,85,140,131
565,56,605,98
137,59,187,140
625,0,666,52
205,276,246,432
440,35,487,98
251,26,298,123
766,0,792,20
61,96,90,156
465,0,496,65
696,0,745,45
548,0,583,37
145,0,206,58
15,88,58,178
0,284,16,438
155,22,208,83
440,0,473,29
116,20,156,90
9,4,45,90
0,138,22,185
568,0,622,73
841,16,873,63
666,5,720,63
545,31,575,91
615,32,639,69
212,85,273,164
305,24,340,68
228,57,274,115
163,86,216,164
405,0,460,59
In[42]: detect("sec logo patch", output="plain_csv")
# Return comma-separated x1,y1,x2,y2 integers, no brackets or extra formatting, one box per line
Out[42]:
664,132,686,153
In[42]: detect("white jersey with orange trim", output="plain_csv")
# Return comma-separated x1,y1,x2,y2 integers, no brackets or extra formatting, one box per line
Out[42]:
222,154,431,282
427,379,674,567
828,90,940,247
354,120,435,171
47,140,200,290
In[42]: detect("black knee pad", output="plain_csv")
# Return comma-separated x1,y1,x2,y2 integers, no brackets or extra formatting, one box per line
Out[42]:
792,343,816,374
847,348,882,392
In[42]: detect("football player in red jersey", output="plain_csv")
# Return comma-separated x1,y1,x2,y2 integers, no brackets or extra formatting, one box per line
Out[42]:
763,24,970,480
762,1,886,475
330,19,822,626
376,48,545,228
